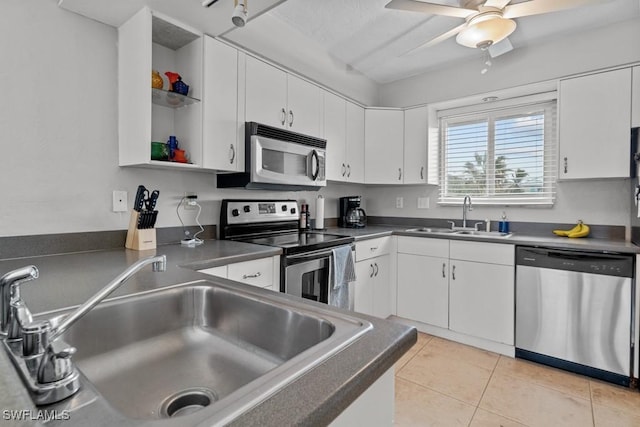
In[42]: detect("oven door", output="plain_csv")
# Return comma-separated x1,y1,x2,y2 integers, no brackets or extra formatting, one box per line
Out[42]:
251,135,326,187
283,245,354,309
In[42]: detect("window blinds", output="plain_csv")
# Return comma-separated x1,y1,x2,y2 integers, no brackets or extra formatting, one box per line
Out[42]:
438,100,557,206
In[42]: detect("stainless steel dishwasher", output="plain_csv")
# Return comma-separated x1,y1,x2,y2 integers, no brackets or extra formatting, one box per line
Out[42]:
516,246,635,386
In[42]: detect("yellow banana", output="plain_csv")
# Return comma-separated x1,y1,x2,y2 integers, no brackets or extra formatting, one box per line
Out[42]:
553,221,583,237
568,223,590,238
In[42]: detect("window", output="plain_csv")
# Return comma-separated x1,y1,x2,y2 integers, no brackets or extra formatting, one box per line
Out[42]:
438,99,557,206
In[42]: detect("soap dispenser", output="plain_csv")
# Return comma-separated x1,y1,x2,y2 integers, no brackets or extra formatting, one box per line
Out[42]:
499,212,510,233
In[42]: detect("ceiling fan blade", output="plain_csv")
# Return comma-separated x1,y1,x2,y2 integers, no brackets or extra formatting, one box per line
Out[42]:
401,22,468,56
385,0,476,19
483,0,512,9
504,0,611,19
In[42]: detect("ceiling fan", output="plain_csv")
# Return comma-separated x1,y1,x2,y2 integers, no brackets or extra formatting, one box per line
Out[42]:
386,0,611,55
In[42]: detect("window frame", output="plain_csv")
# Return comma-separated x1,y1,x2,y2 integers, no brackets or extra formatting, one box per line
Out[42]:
436,95,557,207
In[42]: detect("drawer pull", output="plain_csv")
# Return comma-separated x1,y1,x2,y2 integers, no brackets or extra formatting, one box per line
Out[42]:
242,272,262,279
370,247,378,251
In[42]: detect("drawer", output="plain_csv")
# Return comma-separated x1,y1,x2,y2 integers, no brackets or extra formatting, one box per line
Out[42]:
356,237,391,262
198,265,227,278
397,236,449,258
449,240,514,265
228,257,274,288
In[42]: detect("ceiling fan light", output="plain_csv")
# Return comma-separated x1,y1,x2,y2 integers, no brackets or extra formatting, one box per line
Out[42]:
456,16,516,48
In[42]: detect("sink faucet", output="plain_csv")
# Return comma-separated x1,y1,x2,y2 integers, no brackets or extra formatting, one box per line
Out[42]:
462,195,472,228
0,254,166,405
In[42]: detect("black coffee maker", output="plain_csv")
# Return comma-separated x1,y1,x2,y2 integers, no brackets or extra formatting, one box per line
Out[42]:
339,196,367,228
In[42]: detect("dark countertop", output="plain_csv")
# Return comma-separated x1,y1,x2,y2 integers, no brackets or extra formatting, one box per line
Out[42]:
0,240,415,426
327,225,640,254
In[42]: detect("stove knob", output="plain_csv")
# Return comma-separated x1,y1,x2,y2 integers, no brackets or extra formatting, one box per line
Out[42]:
232,209,240,217
243,205,251,213
290,207,296,214
281,205,287,211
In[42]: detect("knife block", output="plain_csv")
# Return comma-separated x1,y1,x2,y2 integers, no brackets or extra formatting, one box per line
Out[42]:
125,210,156,251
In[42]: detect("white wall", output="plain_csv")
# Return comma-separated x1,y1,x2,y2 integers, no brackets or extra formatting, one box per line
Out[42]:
0,1,362,237
379,17,640,107
363,180,630,226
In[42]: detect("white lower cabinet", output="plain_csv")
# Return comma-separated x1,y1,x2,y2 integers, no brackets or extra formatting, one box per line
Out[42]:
397,237,515,346
397,253,448,328
448,259,514,345
199,256,279,291
354,237,392,318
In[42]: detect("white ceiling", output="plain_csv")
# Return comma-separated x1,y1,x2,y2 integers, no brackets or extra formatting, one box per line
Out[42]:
267,0,640,83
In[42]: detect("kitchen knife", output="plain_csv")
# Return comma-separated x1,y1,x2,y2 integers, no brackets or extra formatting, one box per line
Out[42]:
134,185,147,212
137,211,145,229
150,210,158,228
147,190,160,211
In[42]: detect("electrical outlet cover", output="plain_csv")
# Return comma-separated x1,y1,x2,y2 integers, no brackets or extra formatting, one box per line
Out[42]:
396,197,404,209
112,191,127,212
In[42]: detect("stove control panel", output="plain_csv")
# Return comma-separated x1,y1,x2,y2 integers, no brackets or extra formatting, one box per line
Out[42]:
225,200,299,224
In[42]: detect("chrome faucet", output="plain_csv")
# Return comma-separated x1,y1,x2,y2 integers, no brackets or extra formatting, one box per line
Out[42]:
462,195,473,229
0,265,38,338
0,254,166,405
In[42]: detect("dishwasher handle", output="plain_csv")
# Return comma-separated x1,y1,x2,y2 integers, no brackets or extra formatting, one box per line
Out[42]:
516,246,633,278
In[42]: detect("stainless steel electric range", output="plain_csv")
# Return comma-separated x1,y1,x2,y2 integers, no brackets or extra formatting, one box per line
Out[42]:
219,199,354,306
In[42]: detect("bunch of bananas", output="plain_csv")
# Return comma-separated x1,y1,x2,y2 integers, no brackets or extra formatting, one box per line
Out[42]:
553,220,590,238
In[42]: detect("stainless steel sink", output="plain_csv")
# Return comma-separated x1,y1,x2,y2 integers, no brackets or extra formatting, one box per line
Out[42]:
406,227,512,238
405,227,456,234
40,280,371,424
452,230,512,238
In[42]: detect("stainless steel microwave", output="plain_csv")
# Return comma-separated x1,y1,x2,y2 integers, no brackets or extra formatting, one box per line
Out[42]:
217,122,327,191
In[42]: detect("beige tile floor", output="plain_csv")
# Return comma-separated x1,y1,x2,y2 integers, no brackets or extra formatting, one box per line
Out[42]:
394,332,640,426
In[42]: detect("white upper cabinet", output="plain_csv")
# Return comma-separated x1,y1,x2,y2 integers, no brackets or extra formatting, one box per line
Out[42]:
403,106,428,184
323,93,364,183
364,109,405,184
323,91,347,181
287,74,322,137
118,8,203,169
245,56,287,129
345,101,365,183
202,36,241,172
245,56,322,137
633,66,640,128
558,68,632,179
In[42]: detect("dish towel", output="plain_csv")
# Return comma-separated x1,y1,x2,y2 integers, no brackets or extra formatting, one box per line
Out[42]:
329,246,356,309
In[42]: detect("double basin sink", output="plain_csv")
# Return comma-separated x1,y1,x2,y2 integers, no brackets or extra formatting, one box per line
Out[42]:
406,227,512,238
37,280,371,425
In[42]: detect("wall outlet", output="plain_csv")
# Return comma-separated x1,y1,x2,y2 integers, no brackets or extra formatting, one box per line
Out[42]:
184,192,198,210
396,197,404,209
417,197,430,209
112,190,127,212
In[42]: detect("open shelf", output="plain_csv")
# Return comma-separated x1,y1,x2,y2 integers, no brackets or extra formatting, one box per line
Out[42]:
151,88,200,109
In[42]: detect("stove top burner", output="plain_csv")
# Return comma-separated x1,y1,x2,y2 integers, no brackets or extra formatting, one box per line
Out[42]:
235,231,354,255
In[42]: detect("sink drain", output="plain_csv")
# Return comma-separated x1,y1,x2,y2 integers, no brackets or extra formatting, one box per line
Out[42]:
160,388,218,418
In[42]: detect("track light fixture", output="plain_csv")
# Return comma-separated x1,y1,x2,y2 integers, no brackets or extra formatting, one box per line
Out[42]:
232,0,248,28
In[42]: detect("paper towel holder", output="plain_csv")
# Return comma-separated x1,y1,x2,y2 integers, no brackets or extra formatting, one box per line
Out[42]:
314,195,326,231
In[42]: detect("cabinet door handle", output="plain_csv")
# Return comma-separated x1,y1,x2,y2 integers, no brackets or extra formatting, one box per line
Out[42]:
229,144,235,164
370,264,374,278
442,263,446,278
564,157,568,174
398,168,402,181
420,166,424,180
347,164,351,178
289,110,294,127
242,272,261,279
374,263,379,277
452,265,456,280
281,108,286,126
342,163,346,177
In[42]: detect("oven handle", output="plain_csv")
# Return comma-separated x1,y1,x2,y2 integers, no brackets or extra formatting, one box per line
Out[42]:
285,244,354,262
